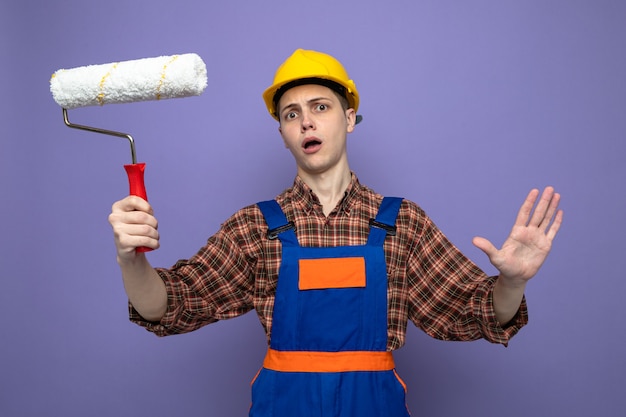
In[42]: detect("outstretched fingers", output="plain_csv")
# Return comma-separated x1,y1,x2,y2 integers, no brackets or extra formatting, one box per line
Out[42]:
539,188,561,231
515,188,540,227
517,186,563,238
530,187,553,228
545,202,564,241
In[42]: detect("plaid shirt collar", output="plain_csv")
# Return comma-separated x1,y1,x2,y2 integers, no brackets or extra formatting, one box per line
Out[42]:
291,172,361,216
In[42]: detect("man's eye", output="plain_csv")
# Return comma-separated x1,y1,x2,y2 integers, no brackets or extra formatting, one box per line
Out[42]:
316,104,327,111
287,112,297,119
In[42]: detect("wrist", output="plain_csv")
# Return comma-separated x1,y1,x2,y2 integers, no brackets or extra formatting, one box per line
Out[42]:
117,251,147,269
496,274,527,291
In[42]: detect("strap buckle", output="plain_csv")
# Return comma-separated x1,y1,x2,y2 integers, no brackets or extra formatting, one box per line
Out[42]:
369,219,397,236
267,222,296,240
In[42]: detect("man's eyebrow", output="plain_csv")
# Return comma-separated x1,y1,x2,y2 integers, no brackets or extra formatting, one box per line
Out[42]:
279,103,298,116
280,96,332,113
306,96,333,104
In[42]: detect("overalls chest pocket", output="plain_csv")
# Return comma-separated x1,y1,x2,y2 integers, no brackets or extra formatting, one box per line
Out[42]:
299,257,366,290
295,255,368,352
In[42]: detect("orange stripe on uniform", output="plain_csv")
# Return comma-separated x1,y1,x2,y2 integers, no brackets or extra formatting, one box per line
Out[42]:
299,257,366,290
263,349,395,373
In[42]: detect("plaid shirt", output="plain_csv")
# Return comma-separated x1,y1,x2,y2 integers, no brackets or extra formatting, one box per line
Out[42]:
131,174,527,349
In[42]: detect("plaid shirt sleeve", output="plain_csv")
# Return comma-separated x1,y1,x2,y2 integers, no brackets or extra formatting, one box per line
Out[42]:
129,205,265,337
402,200,528,345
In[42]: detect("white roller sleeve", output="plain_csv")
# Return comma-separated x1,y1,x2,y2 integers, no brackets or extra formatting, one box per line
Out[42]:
50,53,207,109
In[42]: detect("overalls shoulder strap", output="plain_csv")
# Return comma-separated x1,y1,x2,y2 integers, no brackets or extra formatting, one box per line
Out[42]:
367,197,403,246
257,200,298,245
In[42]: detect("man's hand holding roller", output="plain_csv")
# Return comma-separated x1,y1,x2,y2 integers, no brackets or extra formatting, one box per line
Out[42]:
109,196,167,322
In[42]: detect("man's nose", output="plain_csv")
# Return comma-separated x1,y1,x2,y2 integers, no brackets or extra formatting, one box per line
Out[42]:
301,111,315,131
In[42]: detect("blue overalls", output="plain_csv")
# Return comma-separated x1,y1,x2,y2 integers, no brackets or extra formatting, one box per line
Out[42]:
250,197,411,417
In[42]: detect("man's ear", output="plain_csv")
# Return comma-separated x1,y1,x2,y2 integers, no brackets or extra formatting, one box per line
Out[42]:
346,108,356,133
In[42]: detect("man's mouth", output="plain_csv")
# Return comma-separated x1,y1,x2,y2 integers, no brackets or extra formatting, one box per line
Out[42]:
304,140,321,149
303,137,322,152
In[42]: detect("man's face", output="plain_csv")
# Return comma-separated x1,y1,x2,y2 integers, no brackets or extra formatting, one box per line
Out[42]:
277,84,356,178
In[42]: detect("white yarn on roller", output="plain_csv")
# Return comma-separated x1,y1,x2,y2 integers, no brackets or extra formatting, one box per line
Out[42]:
50,53,208,109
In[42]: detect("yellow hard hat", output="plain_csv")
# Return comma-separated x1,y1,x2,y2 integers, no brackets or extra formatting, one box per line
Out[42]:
263,49,360,122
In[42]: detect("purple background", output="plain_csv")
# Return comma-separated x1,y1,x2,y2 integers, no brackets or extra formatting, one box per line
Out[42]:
1,1,625,416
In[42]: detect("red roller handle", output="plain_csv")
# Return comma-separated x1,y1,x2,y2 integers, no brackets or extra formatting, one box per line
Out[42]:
124,163,152,253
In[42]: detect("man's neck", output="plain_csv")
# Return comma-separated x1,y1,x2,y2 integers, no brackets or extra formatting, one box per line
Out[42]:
299,167,352,216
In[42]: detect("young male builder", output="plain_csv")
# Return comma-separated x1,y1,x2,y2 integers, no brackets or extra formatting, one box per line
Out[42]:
109,49,563,416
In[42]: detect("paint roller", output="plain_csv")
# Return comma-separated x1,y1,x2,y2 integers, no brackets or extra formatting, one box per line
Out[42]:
50,53,208,252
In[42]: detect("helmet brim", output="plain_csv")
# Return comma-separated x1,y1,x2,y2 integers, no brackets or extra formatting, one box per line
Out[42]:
263,75,359,121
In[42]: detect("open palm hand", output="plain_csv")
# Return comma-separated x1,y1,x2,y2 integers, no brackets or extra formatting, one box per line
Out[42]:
473,187,563,285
